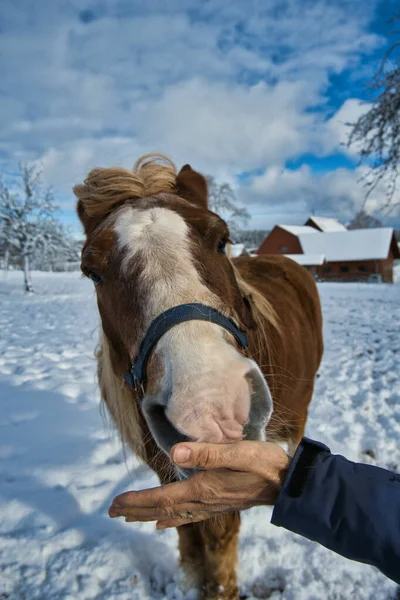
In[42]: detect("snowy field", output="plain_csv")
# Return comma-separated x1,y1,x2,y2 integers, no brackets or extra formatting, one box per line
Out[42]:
0,270,399,600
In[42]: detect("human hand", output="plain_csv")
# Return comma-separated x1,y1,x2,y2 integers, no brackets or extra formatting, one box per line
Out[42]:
108,441,291,529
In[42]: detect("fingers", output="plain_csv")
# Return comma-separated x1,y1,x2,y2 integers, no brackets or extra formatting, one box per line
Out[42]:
171,440,261,472
110,478,195,510
108,441,290,530
110,501,233,523
171,440,290,482
109,500,204,521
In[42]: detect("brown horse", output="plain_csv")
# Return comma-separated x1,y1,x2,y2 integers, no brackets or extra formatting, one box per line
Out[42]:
75,154,323,600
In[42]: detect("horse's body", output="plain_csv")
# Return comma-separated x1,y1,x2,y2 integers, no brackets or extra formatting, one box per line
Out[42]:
76,155,323,600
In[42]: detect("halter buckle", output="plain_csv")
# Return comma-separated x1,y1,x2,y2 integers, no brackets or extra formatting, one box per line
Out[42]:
133,376,146,400
124,369,146,400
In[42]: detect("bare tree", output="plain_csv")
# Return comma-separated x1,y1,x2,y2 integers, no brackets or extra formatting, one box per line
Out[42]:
347,209,383,230
33,230,82,271
0,164,60,292
207,176,250,241
0,220,10,270
347,14,400,212
235,229,270,248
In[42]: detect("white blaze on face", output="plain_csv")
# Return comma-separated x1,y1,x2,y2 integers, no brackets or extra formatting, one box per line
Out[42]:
114,205,217,320
113,205,268,445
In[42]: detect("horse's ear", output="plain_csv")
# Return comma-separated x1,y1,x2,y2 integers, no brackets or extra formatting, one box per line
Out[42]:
176,164,208,209
76,199,103,236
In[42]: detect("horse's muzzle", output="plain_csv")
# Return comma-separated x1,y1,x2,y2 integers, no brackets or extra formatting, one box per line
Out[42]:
141,359,273,478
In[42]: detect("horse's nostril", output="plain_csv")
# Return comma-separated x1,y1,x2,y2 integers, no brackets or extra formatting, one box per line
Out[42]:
142,402,191,459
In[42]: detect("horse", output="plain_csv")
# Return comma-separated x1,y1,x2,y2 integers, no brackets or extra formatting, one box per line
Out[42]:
75,154,323,600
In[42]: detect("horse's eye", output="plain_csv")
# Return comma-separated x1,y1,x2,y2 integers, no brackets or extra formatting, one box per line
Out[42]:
85,270,102,286
217,236,230,254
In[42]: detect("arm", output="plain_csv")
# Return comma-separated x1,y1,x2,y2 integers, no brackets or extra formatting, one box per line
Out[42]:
109,438,400,584
272,437,400,584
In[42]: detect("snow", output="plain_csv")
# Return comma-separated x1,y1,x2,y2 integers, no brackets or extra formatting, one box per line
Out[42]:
284,253,325,266
299,228,394,262
277,225,317,235
307,216,347,232
0,270,399,600
229,243,245,258
394,262,400,283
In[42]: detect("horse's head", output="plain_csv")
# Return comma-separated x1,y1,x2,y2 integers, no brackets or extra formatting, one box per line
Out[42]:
75,154,273,474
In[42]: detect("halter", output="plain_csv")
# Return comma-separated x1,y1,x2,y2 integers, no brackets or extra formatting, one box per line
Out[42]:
123,302,248,401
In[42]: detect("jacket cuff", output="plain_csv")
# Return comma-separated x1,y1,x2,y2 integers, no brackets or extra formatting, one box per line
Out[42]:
271,437,331,526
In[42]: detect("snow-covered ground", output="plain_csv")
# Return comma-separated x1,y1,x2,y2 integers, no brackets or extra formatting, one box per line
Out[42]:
0,270,399,600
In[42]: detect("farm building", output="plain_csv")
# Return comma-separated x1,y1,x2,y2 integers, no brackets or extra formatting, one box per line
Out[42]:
304,216,347,232
257,217,400,283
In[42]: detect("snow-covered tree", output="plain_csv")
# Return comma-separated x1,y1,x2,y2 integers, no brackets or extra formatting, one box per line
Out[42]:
235,229,270,248
347,14,400,211
347,209,383,230
33,231,83,272
207,176,250,241
0,223,9,270
0,164,61,292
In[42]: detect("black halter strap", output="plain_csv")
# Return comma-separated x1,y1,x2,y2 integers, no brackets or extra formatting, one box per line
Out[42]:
124,302,248,401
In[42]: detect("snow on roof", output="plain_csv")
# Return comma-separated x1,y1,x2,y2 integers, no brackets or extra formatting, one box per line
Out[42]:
285,254,325,266
299,228,394,262
307,216,347,232
277,225,318,235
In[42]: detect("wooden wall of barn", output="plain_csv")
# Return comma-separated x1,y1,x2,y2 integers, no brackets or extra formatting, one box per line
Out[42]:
257,226,302,255
315,257,394,283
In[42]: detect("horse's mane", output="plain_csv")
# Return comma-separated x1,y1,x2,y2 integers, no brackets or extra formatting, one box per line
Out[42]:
74,153,177,217
96,331,147,461
233,267,280,357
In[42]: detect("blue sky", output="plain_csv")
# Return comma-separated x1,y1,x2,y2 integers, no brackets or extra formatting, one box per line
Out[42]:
0,0,399,235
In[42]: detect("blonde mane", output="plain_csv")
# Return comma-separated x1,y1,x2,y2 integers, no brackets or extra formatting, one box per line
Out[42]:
74,153,177,217
233,265,280,348
96,332,146,460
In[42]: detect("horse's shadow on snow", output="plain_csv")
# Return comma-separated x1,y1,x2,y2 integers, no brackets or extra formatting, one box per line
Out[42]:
0,378,175,595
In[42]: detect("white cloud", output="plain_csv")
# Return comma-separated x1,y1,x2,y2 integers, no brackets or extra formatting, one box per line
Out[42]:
241,164,400,230
136,78,319,172
39,137,144,194
0,0,389,226
35,86,375,207
319,98,371,156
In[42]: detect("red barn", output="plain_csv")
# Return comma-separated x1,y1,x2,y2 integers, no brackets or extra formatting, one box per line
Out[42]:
304,216,347,232
257,219,400,283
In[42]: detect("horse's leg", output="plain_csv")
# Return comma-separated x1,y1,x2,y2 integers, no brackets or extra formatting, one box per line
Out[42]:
177,523,205,591
142,441,239,598
198,512,241,600
143,447,206,592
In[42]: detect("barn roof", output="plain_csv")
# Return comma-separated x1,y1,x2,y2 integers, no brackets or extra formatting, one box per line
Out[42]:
307,216,347,232
299,228,395,262
285,254,325,266
277,224,318,235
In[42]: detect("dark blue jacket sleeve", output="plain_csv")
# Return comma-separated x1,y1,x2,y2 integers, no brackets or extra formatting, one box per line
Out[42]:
271,437,400,584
